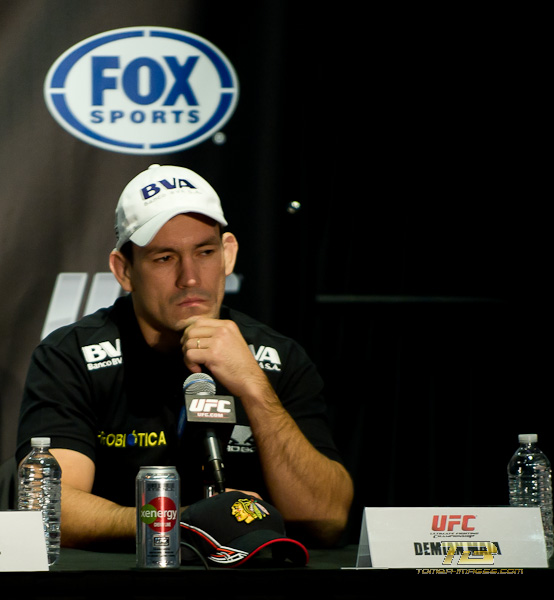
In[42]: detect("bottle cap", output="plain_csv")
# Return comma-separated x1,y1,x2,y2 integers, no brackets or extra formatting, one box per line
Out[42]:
518,433,538,444
30,437,51,447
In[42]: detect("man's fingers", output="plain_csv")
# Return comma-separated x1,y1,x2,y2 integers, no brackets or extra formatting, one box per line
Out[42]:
183,353,203,373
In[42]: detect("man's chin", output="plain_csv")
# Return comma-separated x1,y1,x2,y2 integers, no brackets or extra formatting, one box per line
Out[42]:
174,306,217,328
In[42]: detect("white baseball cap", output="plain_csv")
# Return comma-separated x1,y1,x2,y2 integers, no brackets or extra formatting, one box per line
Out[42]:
114,164,228,250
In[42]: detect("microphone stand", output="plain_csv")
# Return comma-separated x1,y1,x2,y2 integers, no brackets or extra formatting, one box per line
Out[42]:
204,428,226,496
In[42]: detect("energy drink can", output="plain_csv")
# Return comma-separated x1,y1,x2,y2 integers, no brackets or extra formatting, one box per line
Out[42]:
136,466,180,568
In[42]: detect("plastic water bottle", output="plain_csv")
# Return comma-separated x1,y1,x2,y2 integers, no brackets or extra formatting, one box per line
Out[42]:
18,437,62,565
508,433,553,559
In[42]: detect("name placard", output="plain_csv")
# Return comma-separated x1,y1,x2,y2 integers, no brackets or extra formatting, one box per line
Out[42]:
356,506,549,569
0,511,49,571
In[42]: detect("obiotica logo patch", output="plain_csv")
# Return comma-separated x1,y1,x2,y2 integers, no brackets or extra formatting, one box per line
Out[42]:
44,27,239,154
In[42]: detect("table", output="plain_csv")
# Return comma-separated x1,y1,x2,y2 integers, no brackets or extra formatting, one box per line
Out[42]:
0,544,550,598
0,545,369,599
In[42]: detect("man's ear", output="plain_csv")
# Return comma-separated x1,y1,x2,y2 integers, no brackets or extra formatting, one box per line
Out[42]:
109,250,133,293
222,232,239,277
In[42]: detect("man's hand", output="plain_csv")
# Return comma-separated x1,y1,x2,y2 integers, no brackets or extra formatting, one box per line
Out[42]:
224,488,262,499
179,316,268,398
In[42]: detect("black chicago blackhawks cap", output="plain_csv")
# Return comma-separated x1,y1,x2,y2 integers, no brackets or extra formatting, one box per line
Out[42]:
180,491,309,567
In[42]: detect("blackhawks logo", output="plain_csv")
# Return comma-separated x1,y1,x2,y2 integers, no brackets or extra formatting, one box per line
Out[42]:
231,498,270,523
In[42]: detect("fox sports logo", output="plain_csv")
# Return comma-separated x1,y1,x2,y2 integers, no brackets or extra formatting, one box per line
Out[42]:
44,27,239,154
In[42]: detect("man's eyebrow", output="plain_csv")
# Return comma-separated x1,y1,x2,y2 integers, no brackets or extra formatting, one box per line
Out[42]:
145,245,176,255
147,236,221,254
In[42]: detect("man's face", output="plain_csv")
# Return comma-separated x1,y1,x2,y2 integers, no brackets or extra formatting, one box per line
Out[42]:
114,213,237,348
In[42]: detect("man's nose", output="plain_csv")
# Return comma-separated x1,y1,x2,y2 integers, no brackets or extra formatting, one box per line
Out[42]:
176,257,199,287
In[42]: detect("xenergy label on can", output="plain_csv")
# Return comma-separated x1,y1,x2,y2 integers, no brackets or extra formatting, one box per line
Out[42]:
136,466,180,568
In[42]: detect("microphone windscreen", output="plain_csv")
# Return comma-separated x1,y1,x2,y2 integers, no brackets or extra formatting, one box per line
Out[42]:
183,372,216,395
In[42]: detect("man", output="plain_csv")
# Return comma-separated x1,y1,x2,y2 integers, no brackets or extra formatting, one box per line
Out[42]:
16,164,353,550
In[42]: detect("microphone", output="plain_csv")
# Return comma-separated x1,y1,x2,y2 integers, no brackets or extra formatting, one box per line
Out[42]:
178,373,216,438
180,373,236,495
183,372,216,395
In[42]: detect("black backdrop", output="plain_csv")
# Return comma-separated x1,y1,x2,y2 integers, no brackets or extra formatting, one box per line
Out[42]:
0,1,549,544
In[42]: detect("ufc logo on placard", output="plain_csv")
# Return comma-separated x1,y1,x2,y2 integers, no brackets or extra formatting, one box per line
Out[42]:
432,515,476,531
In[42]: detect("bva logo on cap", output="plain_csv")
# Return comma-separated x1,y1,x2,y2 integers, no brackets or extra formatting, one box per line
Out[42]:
44,27,239,155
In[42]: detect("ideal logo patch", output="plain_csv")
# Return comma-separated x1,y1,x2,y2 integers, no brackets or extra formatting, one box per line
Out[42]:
227,425,257,454
44,27,239,154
